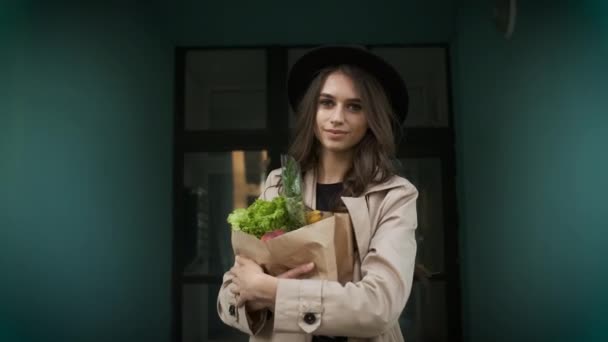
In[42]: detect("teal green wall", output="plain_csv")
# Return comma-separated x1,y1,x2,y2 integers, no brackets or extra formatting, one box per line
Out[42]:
172,0,456,45
0,2,173,341
453,1,608,341
1,1,456,341
6,0,607,341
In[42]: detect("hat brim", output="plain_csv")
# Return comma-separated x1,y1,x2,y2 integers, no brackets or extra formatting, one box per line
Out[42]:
287,46,409,125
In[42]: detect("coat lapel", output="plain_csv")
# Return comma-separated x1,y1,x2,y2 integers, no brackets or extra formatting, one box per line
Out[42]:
303,169,370,263
341,196,371,264
303,170,316,210
342,177,410,264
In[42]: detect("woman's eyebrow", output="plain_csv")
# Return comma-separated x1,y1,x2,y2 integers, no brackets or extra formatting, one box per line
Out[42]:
319,93,361,102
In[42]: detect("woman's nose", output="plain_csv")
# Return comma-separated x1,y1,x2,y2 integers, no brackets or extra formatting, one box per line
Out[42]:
329,105,345,124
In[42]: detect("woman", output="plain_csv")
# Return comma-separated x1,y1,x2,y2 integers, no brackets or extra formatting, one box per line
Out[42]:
217,46,418,342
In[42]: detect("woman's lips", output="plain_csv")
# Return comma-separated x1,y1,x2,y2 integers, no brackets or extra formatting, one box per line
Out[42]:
324,129,348,139
325,129,347,134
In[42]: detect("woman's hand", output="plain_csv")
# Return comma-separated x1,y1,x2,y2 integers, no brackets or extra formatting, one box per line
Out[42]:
229,256,268,309
229,256,315,312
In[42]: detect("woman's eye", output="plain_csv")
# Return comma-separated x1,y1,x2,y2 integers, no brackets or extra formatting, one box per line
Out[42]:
347,103,362,112
319,99,334,107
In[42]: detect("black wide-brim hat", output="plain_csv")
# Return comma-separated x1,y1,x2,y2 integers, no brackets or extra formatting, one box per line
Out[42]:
287,45,409,125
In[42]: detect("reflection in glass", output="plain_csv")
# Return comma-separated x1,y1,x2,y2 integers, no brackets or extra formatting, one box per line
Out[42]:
183,151,269,275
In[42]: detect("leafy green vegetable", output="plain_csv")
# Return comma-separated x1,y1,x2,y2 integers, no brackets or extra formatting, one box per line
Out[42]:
227,197,290,238
227,155,308,239
281,154,301,198
281,155,307,228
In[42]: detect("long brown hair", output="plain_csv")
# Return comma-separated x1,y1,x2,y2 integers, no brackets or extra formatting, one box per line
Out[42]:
288,65,399,200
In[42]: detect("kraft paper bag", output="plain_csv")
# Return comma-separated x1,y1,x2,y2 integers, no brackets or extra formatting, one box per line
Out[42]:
231,212,354,285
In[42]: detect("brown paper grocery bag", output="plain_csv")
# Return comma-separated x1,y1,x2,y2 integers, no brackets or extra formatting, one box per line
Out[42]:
232,215,338,281
231,212,355,284
333,212,354,285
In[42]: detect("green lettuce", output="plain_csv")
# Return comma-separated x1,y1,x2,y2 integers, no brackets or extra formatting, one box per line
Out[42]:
227,155,307,239
227,196,291,238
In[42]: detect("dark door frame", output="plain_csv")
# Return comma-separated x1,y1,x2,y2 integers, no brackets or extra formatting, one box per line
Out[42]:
171,44,462,342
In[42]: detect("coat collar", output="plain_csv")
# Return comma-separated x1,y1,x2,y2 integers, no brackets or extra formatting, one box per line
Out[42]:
269,168,409,208
301,169,409,205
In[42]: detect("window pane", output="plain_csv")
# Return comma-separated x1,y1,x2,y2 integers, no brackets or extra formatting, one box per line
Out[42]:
182,283,249,342
400,281,448,342
181,151,269,341
398,158,444,273
185,50,267,130
370,47,450,127
182,151,269,276
398,158,447,342
287,48,312,132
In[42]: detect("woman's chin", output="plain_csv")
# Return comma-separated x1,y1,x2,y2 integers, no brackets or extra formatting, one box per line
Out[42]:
320,143,355,155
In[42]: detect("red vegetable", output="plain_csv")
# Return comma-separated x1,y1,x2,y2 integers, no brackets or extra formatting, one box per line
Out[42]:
260,229,285,242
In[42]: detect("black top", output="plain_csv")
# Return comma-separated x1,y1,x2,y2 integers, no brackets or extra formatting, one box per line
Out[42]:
313,182,347,342
315,182,344,211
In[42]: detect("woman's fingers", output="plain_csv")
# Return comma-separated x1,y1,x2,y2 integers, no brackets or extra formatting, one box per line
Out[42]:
246,300,267,312
235,255,255,266
233,260,313,279
228,283,240,295
234,255,264,275
277,262,315,279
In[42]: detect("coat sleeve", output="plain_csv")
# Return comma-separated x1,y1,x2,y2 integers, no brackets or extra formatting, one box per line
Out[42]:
272,185,418,337
216,271,269,335
216,169,281,335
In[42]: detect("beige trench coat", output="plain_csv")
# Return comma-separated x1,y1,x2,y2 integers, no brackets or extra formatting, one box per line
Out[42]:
217,168,418,342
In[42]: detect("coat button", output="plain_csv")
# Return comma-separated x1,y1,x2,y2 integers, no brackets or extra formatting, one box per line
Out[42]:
303,312,316,324
229,304,236,316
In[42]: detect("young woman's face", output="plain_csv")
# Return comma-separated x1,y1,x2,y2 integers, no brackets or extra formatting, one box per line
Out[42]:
314,71,369,155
